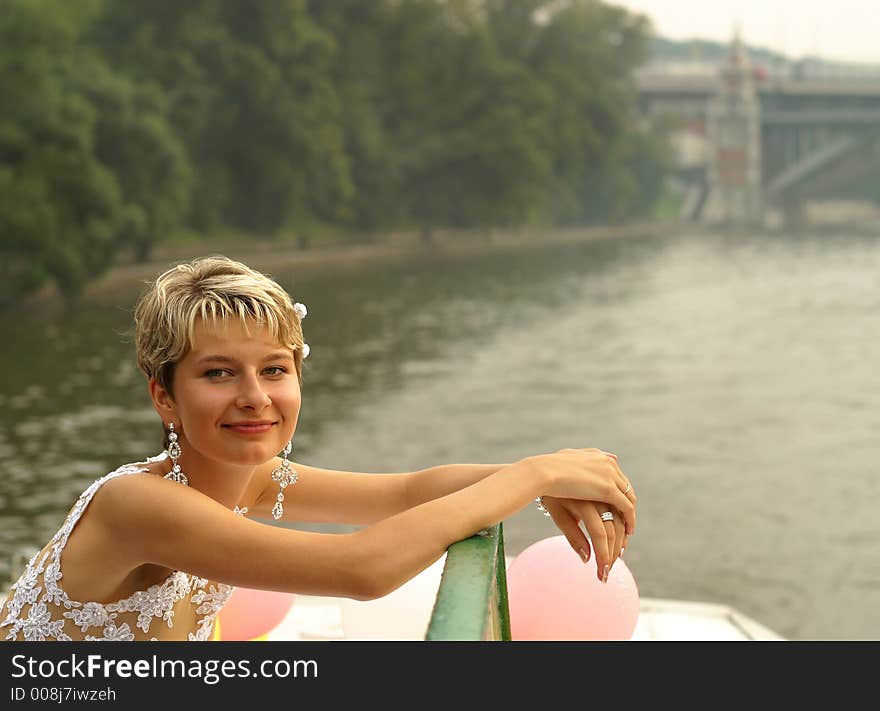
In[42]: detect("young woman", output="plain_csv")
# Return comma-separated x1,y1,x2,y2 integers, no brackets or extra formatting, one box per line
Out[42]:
1,256,636,641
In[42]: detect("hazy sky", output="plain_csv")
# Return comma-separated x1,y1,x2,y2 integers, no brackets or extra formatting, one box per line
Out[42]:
612,1,879,64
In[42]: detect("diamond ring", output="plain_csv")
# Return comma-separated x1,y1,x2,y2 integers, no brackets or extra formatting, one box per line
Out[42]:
600,511,614,522
623,482,631,495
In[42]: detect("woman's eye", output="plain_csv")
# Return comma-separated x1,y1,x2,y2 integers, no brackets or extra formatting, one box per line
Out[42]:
263,366,287,376
204,369,230,379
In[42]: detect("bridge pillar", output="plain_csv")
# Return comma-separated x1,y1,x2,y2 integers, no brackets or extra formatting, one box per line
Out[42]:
782,199,808,230
702,34,764,225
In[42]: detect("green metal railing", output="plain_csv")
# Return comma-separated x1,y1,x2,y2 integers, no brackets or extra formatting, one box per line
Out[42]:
424,523,511,640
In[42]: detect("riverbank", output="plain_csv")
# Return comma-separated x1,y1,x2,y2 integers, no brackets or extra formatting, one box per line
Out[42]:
80,220,684,303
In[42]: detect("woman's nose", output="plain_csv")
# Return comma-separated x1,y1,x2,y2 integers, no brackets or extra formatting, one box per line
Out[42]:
235,374,271,410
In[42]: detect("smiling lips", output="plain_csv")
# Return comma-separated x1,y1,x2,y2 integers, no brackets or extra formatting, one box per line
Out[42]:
223,421,276,434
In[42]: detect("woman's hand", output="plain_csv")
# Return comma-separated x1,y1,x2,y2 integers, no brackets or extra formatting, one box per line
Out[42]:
539,495,629,583
528,448,636,535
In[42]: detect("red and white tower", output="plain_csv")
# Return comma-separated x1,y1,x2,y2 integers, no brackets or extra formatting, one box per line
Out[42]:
703,32,763,224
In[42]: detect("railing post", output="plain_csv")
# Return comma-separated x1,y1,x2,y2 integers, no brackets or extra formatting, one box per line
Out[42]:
425,522,511,641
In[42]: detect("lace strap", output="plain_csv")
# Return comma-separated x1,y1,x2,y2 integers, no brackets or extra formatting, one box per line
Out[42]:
49,460,156,561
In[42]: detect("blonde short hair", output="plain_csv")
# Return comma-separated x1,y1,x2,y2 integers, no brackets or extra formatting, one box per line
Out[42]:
134,255,305,395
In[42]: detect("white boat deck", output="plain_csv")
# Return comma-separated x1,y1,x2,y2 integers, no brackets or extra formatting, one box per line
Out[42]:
269,594,785,641
630,597,784,641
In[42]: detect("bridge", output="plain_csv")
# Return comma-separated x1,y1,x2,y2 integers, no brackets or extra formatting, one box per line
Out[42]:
637,37,880,226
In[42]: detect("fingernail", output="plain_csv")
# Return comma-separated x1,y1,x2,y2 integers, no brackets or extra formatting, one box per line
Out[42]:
578,547,589,564
602,565,609,583
620,548,625,558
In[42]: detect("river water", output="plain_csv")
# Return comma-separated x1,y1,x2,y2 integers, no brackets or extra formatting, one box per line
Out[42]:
1,228,878,640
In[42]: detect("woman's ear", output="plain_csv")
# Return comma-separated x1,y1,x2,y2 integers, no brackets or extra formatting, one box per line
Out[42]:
149,378,176,422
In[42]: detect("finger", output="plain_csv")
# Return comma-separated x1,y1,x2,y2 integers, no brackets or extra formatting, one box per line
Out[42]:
575,449,637,534
590,450,636,516
610,514,625,568
582,507,611,583
581,450,636,529
599,511,617,582
606,457,637,509
548,500,592,565
607,470,637,533
606,486,636,536
621,478,637,510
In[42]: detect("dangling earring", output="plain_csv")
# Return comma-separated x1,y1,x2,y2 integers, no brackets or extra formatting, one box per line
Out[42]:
270,440,297,520
164,422,188,486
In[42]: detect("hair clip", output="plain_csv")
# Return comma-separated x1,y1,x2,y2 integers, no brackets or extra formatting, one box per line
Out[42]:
294,302,309,358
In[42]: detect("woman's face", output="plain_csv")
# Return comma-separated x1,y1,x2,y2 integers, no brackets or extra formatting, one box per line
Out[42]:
157,318,301,468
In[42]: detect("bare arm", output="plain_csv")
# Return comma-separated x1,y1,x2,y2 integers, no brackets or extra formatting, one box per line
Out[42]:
97,448,632,601
402,463,509,508
249,462,408,525
95,462,547,601
356,449,636,598
353,466,542,598
248,461,508,525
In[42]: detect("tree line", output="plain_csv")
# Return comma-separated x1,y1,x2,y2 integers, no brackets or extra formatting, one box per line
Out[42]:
0,0,672,305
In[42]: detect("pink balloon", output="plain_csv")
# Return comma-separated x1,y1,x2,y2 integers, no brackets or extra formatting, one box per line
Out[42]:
217,587,295,640
507,535,639,640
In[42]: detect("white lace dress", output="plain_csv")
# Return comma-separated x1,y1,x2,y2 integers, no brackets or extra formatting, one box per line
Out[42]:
0,456,235,641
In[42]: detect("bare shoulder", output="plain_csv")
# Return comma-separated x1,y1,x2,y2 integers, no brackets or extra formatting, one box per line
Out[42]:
57,466,185,602
87,467,222,548
91,465,180,515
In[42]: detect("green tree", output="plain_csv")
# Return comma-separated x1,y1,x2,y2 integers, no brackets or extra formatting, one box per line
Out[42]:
71,58,192,262
307,0,397,233
377,0,553,236
91,0,352,236
485,0,667,223
0,0,125,304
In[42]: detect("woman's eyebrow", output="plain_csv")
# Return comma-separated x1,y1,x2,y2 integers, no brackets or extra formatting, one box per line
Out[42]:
263,351,295,362
195,354,238,365
195,352,294,365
